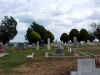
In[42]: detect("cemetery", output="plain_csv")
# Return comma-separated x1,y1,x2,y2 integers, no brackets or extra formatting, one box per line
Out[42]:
0,39,100,75
0,2,100,75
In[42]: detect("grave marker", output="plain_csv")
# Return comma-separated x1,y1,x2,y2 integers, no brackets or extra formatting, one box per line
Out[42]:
36,41,39,50
47,38,50,50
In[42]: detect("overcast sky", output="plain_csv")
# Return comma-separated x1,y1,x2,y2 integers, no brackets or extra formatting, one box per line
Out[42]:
0,0,100,42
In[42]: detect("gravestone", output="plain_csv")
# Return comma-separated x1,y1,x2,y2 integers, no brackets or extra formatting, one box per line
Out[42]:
0,42,4,53
53,48,63,56
32,43,36,48
45,52,48,57
80,41,85,45
71,59,100,75
73,37,78,52
47,38,50,50
78,59,95,72
36,41,39,50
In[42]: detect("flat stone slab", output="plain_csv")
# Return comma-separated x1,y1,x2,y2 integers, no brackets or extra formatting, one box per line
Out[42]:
0,53,8,57
78,59,95,72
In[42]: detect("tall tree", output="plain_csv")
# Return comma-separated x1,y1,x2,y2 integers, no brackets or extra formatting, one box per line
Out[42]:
60,33,69,43
26,31,41,44
44,31,54,43
79,29,89,42
94,27,100,40
69,29,79,42
26,21,54,44
0,16,17,44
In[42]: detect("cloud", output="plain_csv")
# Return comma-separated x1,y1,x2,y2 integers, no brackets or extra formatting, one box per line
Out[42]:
0,0,99,42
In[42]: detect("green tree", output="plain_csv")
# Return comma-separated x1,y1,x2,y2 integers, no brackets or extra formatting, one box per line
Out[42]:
94,27,100,40
79,29,89,42
26,31,41,44
0,16,17,44
60,33,69,43
44,31,54,43
30,22,47,41
88,33,95,42
26,21,54,43
69,29,79,42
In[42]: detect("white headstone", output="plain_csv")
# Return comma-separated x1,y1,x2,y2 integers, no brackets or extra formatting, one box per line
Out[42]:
47,38,50,50
36,41,39,50
45,52,48,57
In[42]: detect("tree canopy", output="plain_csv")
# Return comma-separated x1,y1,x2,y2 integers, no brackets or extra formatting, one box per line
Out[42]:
0,16,17,44
79,29,89,42
26,22,54,44
60,33,69,43
69,29,79,42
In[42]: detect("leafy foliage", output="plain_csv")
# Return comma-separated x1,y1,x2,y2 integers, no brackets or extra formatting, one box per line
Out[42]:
60,33,69,43
26,22,54,43
0,16,17,44
26,31,41,44
79,29,89,42
69,29,79,42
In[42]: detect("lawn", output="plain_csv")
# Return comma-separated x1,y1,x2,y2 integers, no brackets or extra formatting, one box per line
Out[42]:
0,44,99,75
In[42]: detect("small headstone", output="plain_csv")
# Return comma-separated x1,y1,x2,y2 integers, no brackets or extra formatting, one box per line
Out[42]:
32,43,36,48
45,52,48,58
53,48,63,56
80,41,85,45
36,41,39,50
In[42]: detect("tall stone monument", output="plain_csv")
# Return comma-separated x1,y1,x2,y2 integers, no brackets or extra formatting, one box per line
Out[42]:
73,37,78,56
36,41,39,50
47,38,50,50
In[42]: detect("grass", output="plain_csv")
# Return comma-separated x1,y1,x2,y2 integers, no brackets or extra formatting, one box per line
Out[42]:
0,44,100,73
0,45,72,69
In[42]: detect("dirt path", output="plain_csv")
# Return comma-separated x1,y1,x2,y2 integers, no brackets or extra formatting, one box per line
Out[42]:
11,58,77,75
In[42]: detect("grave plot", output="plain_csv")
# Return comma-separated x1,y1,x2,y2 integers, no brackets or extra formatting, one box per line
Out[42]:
71,58,100,75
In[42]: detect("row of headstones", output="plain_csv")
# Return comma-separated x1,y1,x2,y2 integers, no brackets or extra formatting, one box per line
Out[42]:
35,38,51,50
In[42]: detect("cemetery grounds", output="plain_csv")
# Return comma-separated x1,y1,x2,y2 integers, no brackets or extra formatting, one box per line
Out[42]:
0,44,100,75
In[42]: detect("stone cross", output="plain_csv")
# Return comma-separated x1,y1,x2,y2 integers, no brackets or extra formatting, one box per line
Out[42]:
36,41,39,50
47,38,50,50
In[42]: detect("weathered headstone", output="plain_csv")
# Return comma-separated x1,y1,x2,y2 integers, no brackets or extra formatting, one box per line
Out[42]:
73,37,78,52
45,52,48,57
47,38,50,50
0,42,4,53
78,59,95,72
32,43,36,48
36,41,39,50
53,48,63,56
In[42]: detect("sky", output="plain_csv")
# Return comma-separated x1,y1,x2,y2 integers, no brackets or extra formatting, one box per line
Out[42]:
0,0,100,42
